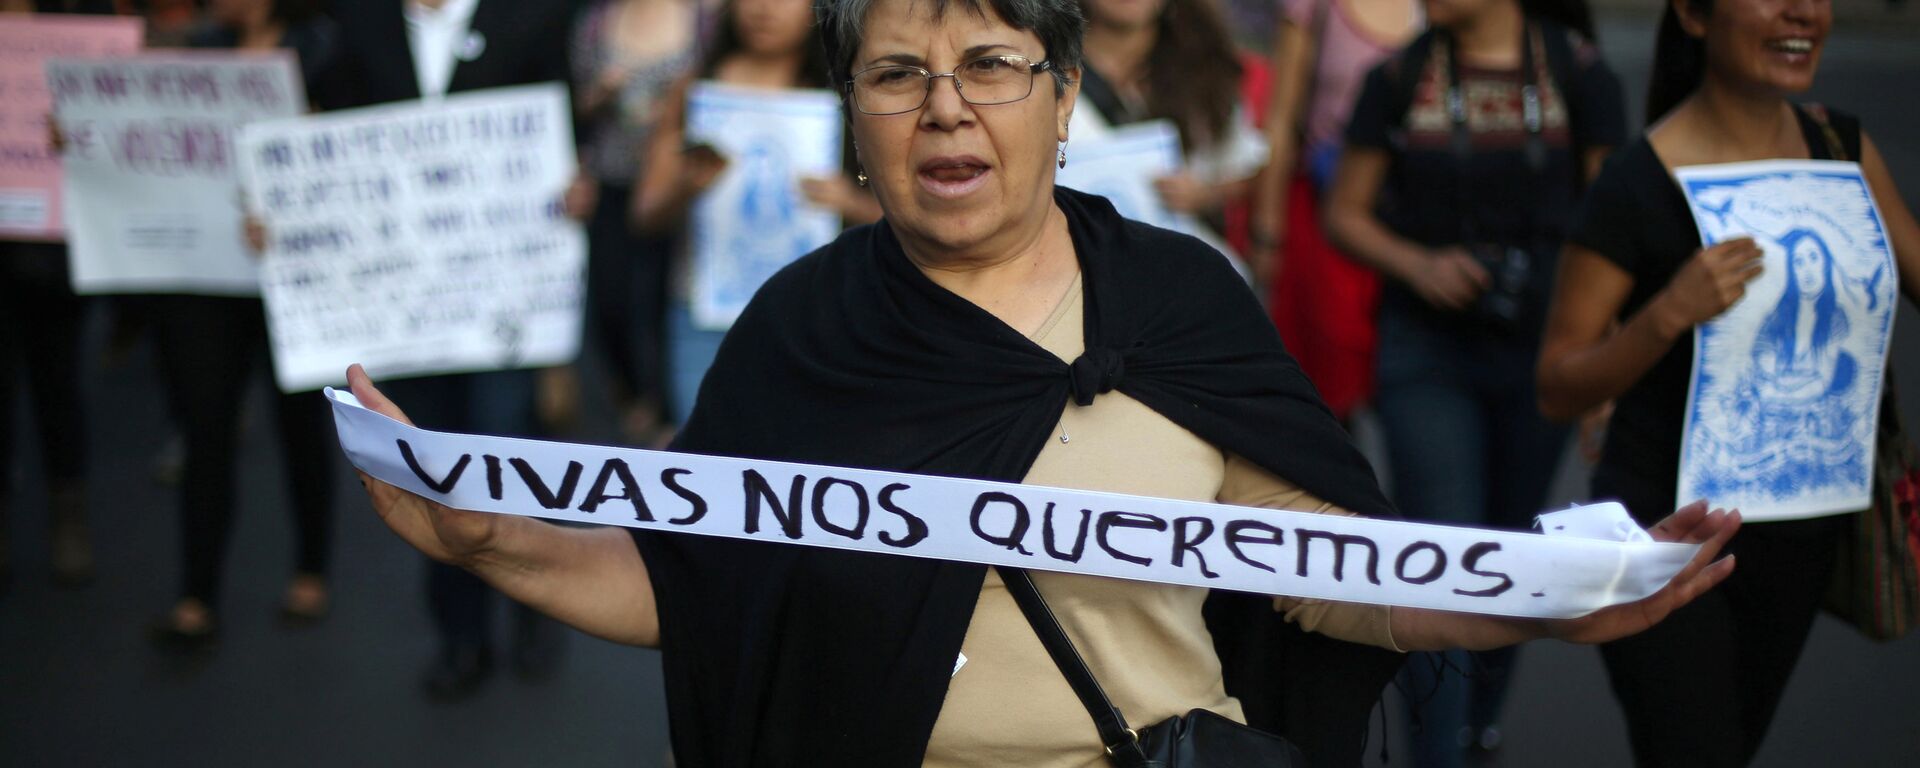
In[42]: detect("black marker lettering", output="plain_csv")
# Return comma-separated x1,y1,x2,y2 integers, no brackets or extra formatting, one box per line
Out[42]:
1041,503,1092,563
1096,511,1168,567
484,455,503,500
1393,541,1447,585
397,439,469,494
743,470,805,539
509,458,585,510
810,477,870,540
1295,529,1382,585
1171,517,1219,578
969,492,1033,555
1453,542,1514,597
1223,520,1285,573
578,458,653,521
660,468,706,525
876,483,928,548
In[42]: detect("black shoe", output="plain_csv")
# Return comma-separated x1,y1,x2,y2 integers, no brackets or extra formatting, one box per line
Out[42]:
148,615,219,654
511,609,565,682
422,646,493,702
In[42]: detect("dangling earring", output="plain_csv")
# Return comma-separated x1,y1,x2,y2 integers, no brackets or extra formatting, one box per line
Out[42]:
1057,144,1067,169
856,169,869,186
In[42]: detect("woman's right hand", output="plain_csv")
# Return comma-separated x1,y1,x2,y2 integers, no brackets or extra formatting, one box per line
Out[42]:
346,364,500,565
678,143,728,197
1410,246,1492,310
1654,237,1764,333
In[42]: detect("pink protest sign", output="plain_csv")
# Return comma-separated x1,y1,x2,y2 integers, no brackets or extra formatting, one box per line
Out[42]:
0,12,142,241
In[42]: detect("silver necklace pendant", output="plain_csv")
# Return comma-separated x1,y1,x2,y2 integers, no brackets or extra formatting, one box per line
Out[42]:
1058,424,1070,444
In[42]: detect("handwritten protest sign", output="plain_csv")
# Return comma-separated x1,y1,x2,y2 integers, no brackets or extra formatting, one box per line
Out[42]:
328,386,1702,620
1676,160,1897,521
236,83,586,392
683,82,842,331
0,13,141,240
50,51,301,294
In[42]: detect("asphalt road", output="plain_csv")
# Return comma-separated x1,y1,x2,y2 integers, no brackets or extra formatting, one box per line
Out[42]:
3,9,1916,767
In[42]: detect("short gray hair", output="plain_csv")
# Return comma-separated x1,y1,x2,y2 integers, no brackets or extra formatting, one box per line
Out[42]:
815,0,1084,96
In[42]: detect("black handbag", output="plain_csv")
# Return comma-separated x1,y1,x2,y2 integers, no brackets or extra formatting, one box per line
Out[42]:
1002,568,1307,768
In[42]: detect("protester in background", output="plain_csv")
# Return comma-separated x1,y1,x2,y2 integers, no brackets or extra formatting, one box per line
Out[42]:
1537,0,1920,762
564,0,699,444
0,0,117,594
131,0,340,652
1323,0,1624,761
318,0,585,701
631,0,873,427
1072,0,1267,261
1245,0,1420,424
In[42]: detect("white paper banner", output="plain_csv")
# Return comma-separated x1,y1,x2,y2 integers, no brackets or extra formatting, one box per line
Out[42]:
327,387,1701,620
236,83,587,392
50,52,303,295
683,82,843,331
1676,160,1896,521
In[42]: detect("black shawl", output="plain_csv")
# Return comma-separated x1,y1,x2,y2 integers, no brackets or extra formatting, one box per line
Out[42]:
633,188,1402,766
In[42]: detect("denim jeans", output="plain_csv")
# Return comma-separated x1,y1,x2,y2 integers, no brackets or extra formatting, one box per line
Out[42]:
666,303,728,427
1373,304,1569,767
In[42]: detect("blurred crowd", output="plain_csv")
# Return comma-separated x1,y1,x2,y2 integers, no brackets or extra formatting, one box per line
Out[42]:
2,0,1911,766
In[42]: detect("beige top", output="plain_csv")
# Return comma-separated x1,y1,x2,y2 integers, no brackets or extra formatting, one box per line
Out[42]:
921,278,1400,767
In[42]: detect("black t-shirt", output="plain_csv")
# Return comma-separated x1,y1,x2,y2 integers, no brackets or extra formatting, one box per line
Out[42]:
1345,24,1626,335
1567,106,1862,521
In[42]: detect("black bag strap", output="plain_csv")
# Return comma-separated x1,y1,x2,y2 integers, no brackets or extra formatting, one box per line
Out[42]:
1000,567,1152,767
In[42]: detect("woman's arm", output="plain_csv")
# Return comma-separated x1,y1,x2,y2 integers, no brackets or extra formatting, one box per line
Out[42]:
1861,132,1920,305
1388,501,1740,651
630,80,725,233
1321,146,1489,309
346,366,661,647
1536,239,1763,422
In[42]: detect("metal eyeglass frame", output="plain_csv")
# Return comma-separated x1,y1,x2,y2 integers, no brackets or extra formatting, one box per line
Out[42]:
845,55,1056,116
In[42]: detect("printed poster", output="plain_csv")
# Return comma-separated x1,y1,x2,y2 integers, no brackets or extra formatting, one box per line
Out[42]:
683,81,842,331
50,51,303,294
0,13,142,240
236,83,586,392
1676,160,1897,521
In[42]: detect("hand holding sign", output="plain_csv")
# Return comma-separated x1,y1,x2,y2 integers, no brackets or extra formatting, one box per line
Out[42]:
1654,237,1765,333
346,364,501,566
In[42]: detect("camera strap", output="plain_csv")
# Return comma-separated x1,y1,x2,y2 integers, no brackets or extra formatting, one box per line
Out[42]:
1440,21,1547,248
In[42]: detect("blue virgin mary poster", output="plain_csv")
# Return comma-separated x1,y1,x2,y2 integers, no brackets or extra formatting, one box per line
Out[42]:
1675,160,1897,521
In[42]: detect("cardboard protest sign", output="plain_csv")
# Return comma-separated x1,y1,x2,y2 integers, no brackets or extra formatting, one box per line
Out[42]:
0,13,141,240
236,83,586,392
683,82,842,331
50,51,302,294
1676,160,1897,521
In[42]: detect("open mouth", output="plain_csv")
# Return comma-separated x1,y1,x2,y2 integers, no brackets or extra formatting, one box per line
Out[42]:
917,155,991,198
1767,37,1816,55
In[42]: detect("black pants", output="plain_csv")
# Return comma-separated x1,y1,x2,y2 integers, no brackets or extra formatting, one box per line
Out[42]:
584,183,669,412
1597,475,1845,767
0,243,88,501
148,295,334,605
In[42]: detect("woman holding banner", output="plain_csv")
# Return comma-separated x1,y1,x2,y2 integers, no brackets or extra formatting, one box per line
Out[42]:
1536,0,1920,763
346,0,1738,764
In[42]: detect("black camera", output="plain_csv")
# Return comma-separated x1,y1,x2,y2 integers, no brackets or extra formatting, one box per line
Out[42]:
1467,244,1534,334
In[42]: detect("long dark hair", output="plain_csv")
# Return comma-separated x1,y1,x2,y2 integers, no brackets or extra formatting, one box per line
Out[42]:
1646,0,1708,125
699,0,833,89
1096,0,1240,153
1520,0,1596,40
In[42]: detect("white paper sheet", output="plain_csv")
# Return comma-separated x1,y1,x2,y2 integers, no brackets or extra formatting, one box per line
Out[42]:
683,82,842,331
236,83,586,392
1675,160,1897,521
50,52,302,295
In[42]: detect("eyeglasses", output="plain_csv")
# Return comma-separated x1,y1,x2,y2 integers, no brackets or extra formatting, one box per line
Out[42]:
847,54,1054,116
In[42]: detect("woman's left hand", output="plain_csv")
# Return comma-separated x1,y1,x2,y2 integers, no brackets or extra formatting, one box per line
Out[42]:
1547,500,1740,644
563,174,599,221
